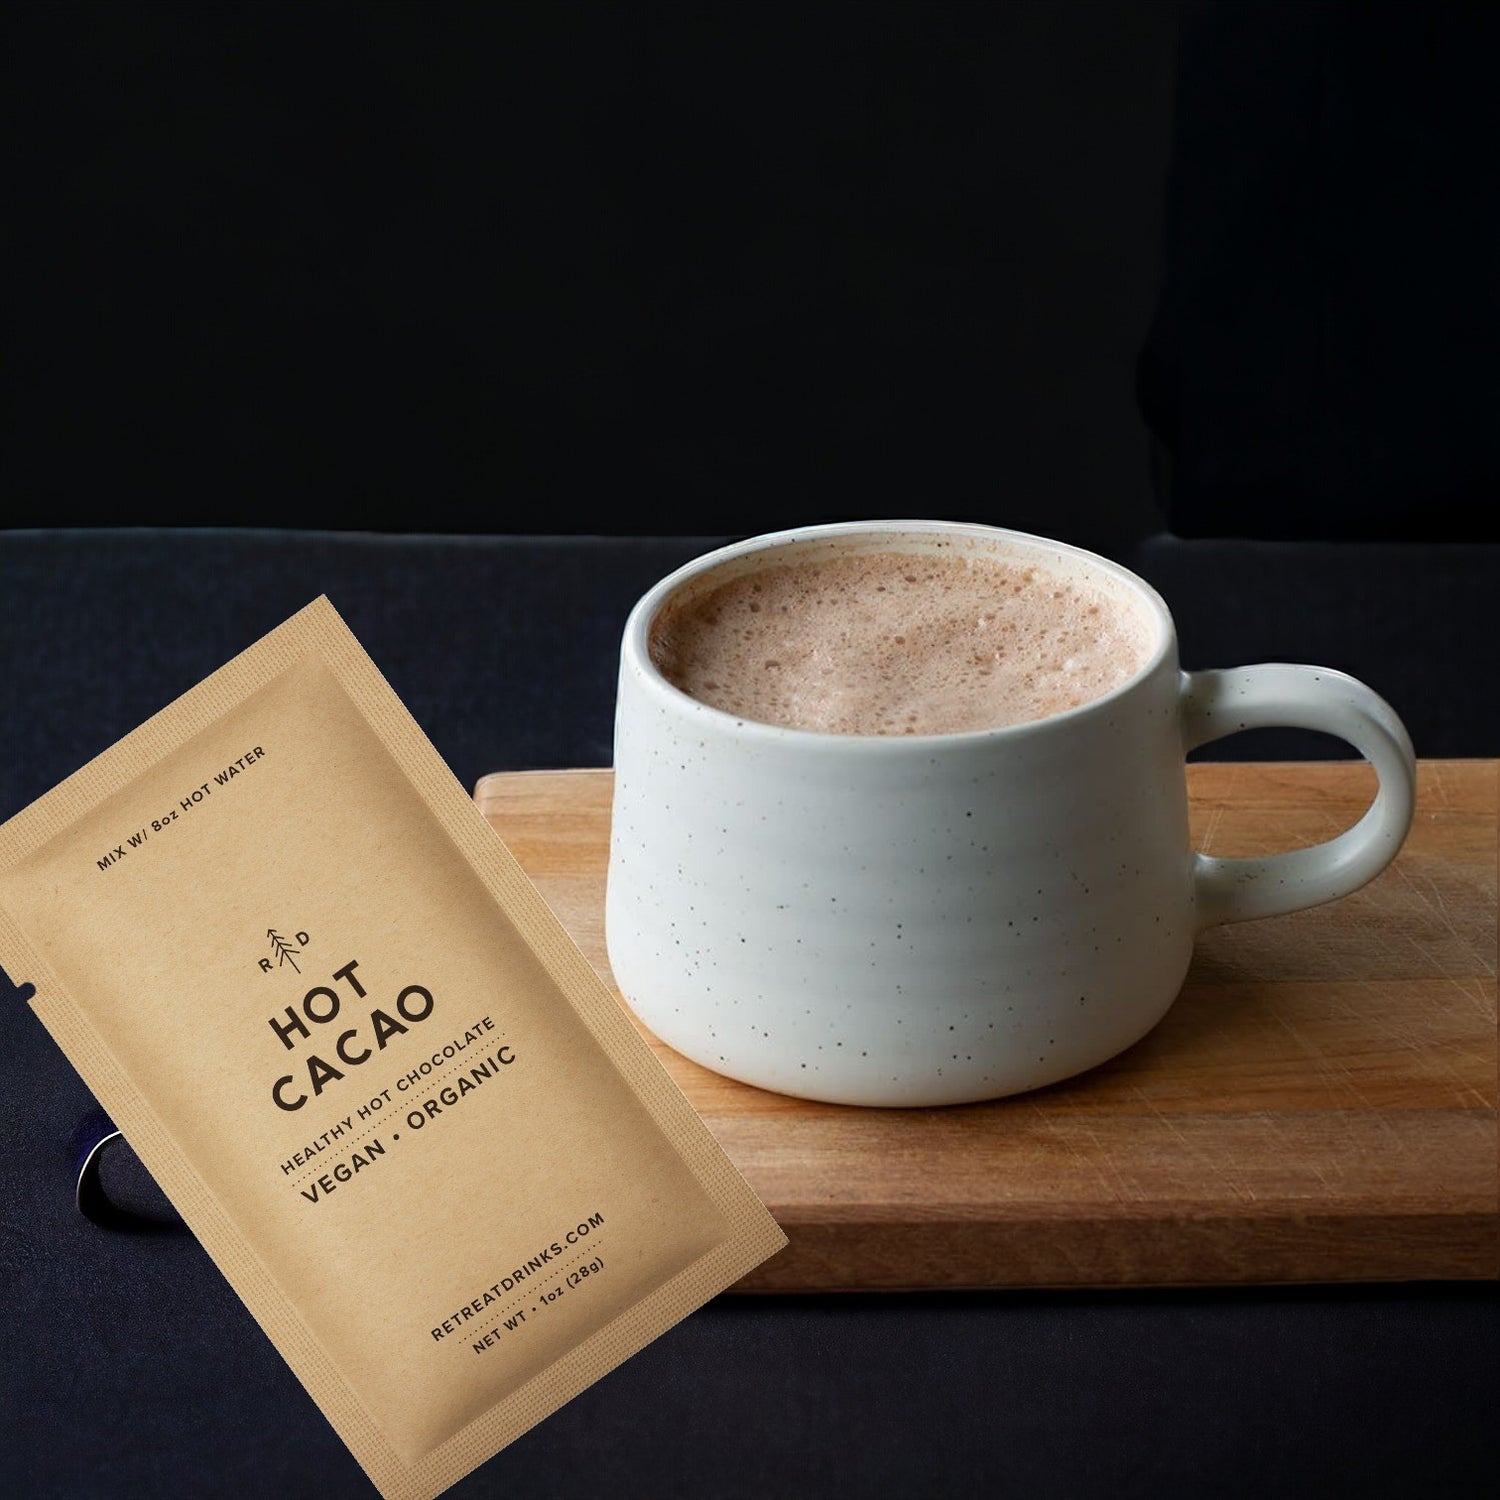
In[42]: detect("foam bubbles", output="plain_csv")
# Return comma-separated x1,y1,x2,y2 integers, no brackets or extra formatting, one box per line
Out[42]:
649,549,1153,735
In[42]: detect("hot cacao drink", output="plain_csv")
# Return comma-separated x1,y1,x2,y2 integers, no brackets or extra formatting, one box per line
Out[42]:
649,546,1154,735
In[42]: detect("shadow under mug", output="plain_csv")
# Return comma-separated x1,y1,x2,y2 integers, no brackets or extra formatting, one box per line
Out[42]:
605,521,1415,1107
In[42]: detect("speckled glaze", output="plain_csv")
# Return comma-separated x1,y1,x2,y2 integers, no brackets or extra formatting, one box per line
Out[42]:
606,522,1415,1106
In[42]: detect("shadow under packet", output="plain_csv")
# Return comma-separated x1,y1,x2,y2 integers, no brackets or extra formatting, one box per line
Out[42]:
0,595,785,1500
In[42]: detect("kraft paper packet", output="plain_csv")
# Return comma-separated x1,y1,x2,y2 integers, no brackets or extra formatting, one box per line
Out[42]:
0,596,785,1500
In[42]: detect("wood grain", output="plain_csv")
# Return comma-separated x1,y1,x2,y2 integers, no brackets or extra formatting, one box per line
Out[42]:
474,762,1499,1291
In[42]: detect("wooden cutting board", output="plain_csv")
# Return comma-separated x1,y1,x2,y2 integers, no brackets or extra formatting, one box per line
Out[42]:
474,762,1498,1292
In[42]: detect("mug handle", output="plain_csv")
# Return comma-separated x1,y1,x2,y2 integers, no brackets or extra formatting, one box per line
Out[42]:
1180,665,1417,929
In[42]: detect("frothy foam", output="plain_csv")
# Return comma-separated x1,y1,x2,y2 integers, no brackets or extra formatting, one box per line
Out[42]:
649,547,1155,736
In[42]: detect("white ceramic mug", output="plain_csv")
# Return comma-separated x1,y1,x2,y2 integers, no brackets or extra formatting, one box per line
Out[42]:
605,521,1415,1106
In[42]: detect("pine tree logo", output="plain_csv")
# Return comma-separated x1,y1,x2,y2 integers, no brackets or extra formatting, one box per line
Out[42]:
267,929,302,975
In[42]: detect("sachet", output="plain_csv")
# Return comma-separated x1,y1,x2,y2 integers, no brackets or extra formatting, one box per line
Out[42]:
0,597,784,1500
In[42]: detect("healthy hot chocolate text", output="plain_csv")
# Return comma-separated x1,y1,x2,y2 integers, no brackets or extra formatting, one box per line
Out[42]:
278,1015,518,1207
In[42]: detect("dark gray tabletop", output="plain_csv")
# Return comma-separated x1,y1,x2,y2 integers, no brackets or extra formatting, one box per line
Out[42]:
1,529,1494,1500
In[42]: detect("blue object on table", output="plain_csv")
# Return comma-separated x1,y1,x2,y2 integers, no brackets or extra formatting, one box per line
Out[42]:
70,1107,122,1226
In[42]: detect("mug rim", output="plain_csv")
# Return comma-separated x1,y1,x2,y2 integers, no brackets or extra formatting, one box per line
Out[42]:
622,520,1177,749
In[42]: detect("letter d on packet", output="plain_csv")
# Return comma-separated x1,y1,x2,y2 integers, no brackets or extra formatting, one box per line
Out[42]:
0,597,784,1500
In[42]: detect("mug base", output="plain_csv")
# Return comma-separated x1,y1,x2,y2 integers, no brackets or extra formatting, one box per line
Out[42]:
631,1001,1177,1109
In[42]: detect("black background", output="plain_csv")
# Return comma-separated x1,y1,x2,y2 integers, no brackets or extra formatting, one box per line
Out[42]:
9,3,1497,546
6,0,1171,550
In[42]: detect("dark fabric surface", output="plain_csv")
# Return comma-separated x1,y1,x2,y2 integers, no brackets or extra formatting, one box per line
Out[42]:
1138,2,1500,541
2,530,1495,1500
1133,535,1500,759
0,530,722,811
